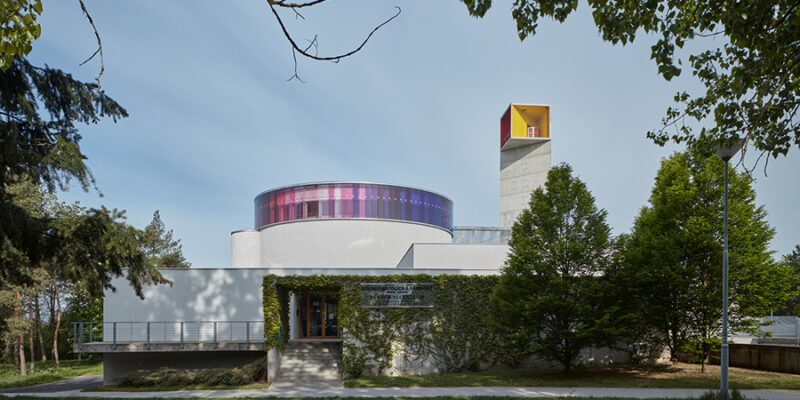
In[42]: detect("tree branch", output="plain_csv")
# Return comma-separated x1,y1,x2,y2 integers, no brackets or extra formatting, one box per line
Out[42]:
267,1,401,62
271,0,329,9
77,0,104,86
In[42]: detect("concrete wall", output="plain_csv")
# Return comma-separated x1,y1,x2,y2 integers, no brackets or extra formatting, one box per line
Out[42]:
103,351,265,385
253,219,452,268
500,140,551,228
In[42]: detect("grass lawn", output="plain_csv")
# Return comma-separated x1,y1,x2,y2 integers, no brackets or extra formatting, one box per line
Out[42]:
0,397,733,400
345,362,800,390
0,359,102,389
86,382,271,392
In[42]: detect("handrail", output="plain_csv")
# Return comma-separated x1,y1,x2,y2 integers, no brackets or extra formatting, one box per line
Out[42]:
71,321,269,352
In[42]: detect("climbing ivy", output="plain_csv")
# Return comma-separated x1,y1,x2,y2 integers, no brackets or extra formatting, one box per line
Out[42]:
262,274,501,375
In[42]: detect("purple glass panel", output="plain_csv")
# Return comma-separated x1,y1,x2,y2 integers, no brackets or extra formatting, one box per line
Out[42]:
253,182,453,233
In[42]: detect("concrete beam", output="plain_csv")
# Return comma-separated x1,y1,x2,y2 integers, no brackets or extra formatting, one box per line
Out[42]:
74,341,266,353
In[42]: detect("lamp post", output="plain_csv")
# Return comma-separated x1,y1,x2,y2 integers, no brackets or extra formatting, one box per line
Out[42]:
715,138,744,399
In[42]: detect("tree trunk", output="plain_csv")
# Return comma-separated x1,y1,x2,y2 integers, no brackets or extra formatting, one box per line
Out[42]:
35,296,46,362
48,284,56,338
18,334,27,376
16,291,27,376
28,294,35,374
13,333,19,371
52,283,61,369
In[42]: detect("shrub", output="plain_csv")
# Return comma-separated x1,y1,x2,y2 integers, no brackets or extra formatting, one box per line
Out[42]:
113,358,266,387
696,389,748,400
343,345,367,378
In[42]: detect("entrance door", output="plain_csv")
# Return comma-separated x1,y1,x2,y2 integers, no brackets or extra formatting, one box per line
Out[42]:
298,293,339,338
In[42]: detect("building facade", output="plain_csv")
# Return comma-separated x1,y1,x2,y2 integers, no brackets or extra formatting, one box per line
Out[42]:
79,103,561,384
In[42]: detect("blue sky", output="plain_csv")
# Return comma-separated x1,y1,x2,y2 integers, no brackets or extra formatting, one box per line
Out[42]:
32,0,799,267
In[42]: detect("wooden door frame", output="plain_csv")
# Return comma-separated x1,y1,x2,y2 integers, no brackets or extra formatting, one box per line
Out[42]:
301,292,340,339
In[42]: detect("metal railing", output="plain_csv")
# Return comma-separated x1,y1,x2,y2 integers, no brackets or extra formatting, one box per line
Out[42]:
72,321,267,351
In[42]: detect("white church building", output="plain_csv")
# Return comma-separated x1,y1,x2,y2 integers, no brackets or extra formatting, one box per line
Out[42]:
76,104,555,384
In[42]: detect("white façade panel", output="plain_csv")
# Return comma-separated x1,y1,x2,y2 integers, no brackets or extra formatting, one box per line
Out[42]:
103,269,266,324
231,230,259,267
255,219,452,268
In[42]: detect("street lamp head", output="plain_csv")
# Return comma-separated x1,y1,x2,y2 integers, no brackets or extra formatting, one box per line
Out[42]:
715,138,746,162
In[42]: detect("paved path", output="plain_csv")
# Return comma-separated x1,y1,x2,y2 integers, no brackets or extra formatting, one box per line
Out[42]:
0,375,103,394
1,377,799,399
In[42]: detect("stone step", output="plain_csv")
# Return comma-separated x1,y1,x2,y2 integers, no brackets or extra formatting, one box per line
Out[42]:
278,366,342,375
286,342,341,347
282,354,341,360
279,341,342,378
281,349,341,356
280,360,341,368
285,344,341,351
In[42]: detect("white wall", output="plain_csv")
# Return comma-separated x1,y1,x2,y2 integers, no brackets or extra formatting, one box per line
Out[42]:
104,269,266,323
254,219,452,268
231,230,259,267
103,267,500,330
397,243,509,270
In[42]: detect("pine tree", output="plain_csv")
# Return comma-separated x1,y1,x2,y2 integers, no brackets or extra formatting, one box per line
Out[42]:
0,58,169,296
491,163,616,373
140,211,190,269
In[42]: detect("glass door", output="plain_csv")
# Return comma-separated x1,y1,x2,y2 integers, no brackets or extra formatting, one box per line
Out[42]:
298,293,340,338
309,294,323,337
325,295,338,337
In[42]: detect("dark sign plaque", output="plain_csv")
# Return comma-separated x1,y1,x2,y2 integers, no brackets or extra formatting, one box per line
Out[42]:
360,283,434,308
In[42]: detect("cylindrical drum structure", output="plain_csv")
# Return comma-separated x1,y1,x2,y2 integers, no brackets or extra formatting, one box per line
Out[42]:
231,182,454,269
254,182,453,233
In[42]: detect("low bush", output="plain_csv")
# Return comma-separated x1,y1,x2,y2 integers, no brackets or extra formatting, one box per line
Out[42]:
343,345,367,378
113,358,266,387
696,389,748,400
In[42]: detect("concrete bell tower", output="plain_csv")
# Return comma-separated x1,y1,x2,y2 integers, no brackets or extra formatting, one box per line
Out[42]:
499,103,552,228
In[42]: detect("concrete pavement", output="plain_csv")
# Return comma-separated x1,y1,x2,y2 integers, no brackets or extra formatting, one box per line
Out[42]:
0,376,103,394
1,377,799,399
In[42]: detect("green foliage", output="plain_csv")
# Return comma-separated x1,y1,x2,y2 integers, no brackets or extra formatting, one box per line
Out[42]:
263,274,499,376
0,359,102,389
618,151,794,365
0,61,170,297
346,362,800,390
139,211,190,269
342,345,367,379
491,163,616,373
777,245,800,316
460,0,800,161
0,0,42,71
113,358,265,387
696,389,748,400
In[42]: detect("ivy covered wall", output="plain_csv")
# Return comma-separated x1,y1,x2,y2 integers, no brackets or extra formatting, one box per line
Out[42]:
262,274,505,376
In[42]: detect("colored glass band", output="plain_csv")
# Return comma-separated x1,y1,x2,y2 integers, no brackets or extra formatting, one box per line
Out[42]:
254,183,453,233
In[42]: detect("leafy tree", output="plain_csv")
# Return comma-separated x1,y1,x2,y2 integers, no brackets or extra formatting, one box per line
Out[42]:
0,0,42,70
1,179,171,371
491,163,616,373
460,0,800,164
140,211,191,269
776,245,800,316
620,151,795,370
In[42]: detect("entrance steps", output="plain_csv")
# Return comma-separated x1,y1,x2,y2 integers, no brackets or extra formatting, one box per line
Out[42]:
278,341,342,378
